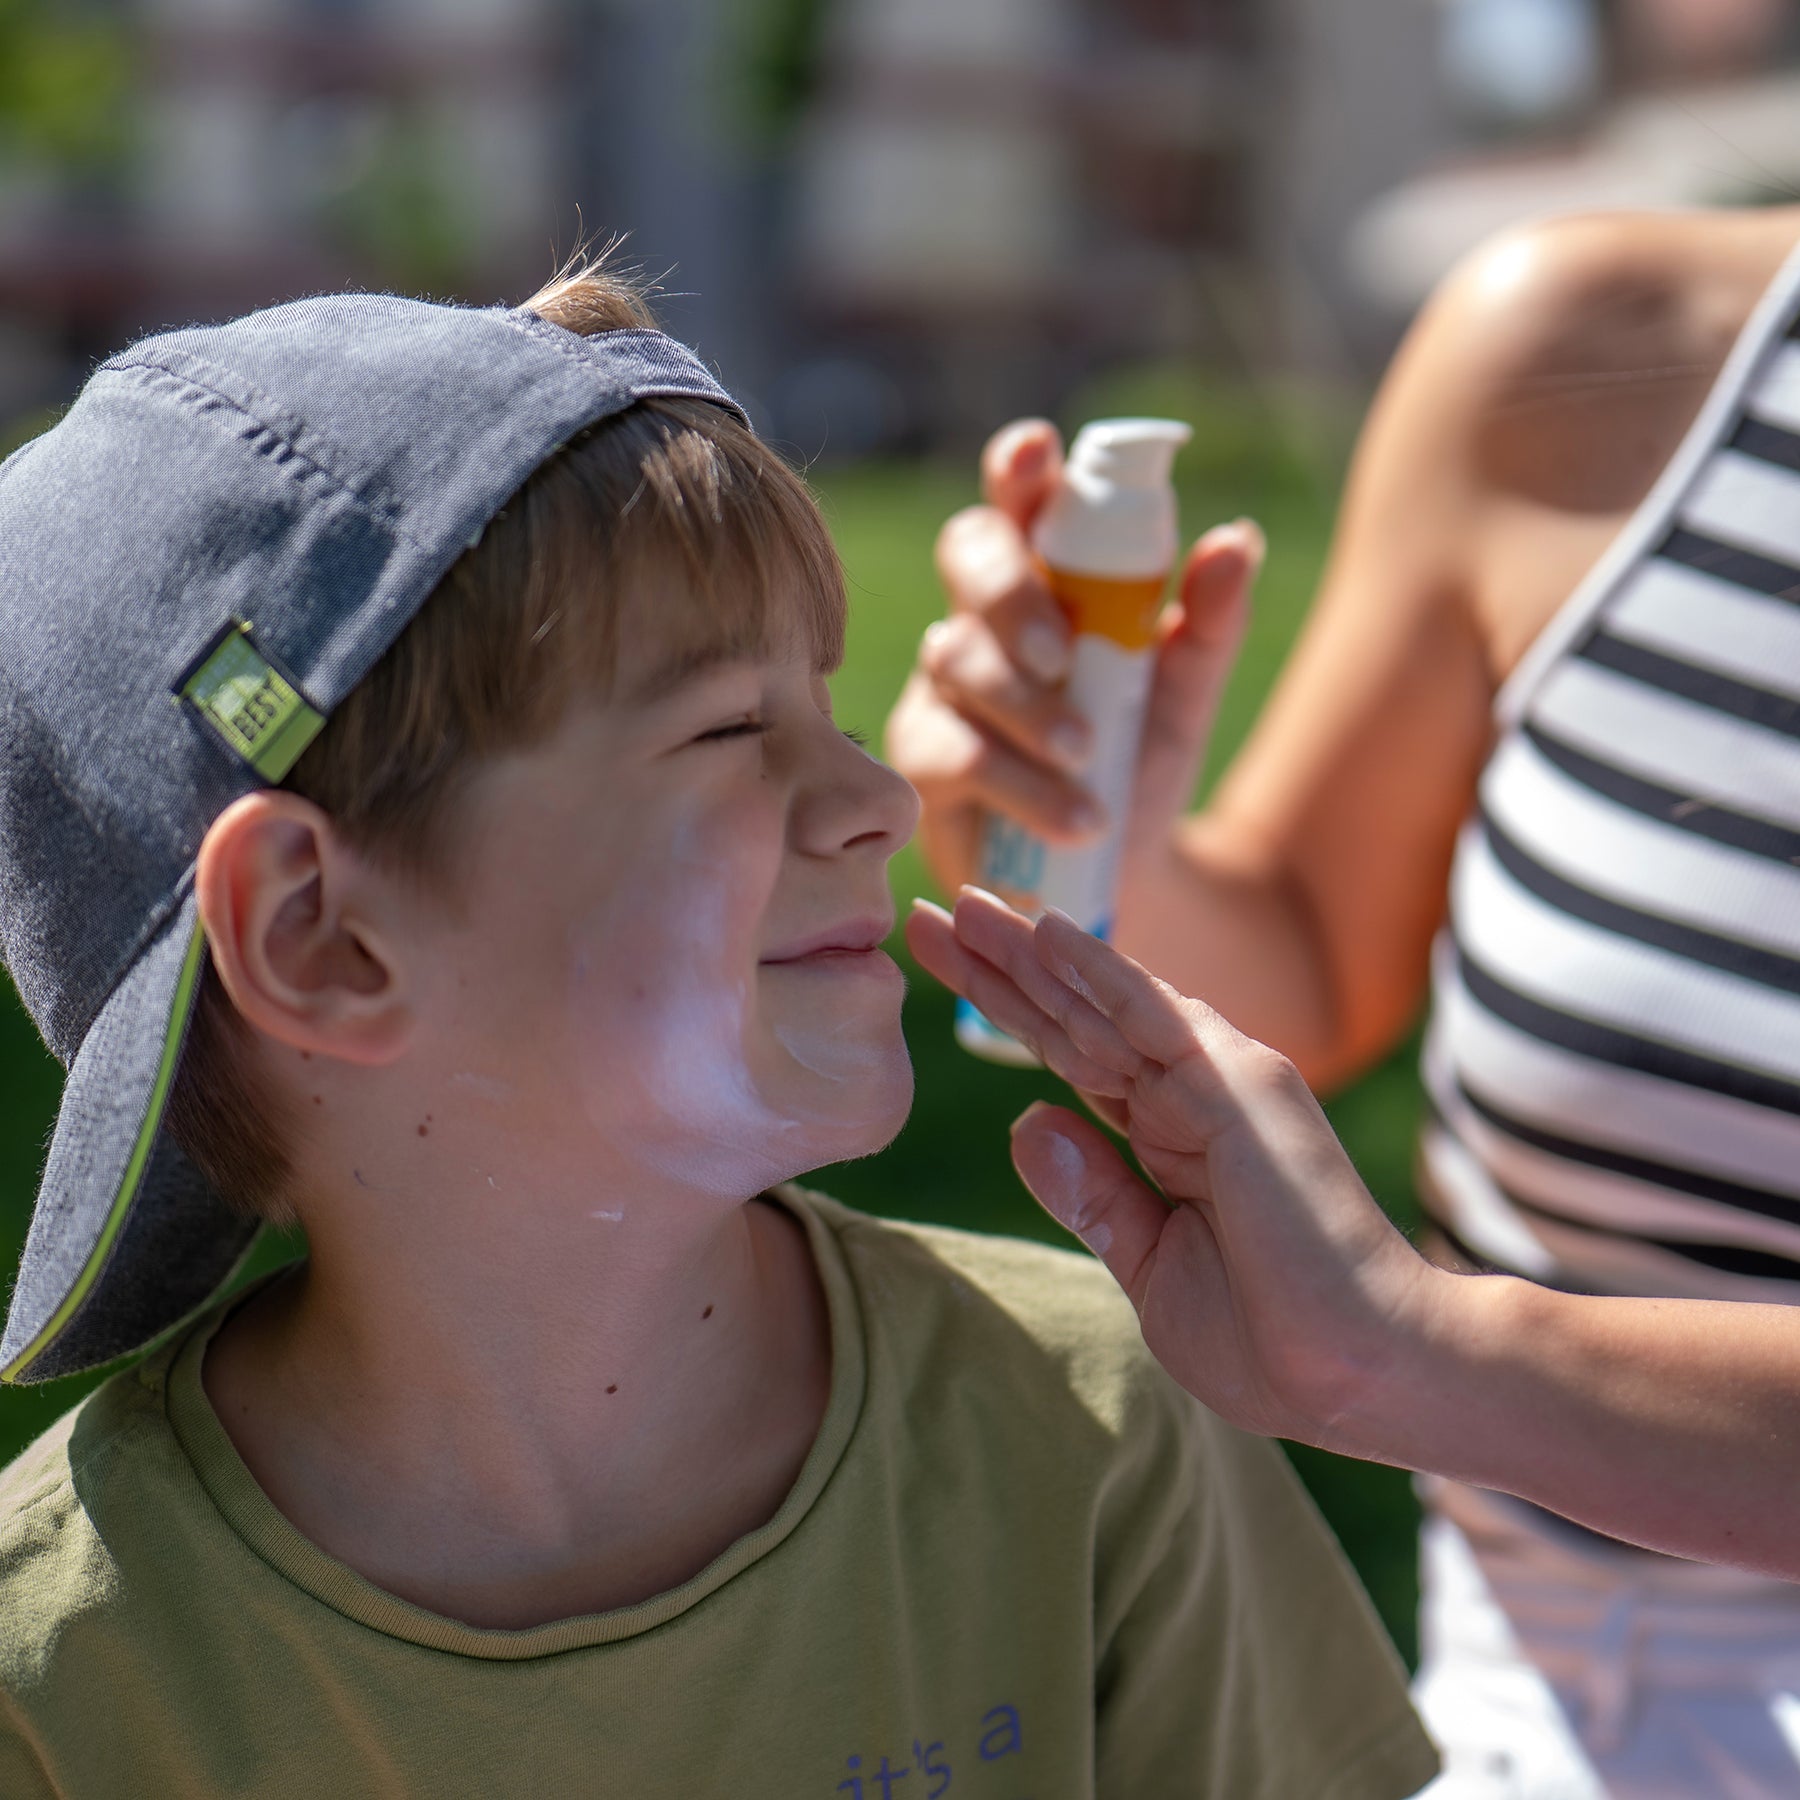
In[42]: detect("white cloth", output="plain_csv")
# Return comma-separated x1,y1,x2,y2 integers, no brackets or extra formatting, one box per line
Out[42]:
1411,1479,1800,1798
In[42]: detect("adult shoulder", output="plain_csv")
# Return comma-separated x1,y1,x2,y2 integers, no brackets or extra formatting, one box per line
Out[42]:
1411,208,1799,512
1313,205,1800,686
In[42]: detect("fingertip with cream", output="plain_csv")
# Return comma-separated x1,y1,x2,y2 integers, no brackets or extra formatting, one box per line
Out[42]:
1013,1114,1112,1253
1010,1102,1085,1215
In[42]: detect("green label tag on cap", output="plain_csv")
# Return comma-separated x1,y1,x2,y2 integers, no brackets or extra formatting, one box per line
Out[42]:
180,625,324,780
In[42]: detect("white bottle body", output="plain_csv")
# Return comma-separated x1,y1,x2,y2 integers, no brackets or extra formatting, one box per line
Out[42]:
956,418,1190,1065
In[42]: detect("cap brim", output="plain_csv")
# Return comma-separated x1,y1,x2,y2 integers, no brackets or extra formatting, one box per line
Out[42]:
1,891,259,1383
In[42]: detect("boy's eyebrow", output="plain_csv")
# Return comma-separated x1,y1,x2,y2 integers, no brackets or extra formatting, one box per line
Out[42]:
620,642,749,707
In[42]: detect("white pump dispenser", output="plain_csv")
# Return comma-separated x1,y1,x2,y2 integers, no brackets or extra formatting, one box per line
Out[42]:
957,416,1191,1065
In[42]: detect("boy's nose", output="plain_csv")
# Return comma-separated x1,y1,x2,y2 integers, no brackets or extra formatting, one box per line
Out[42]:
812,735,921,856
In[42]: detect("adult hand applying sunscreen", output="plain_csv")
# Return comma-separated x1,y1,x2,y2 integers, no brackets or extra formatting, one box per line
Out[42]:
907,886,1800,1583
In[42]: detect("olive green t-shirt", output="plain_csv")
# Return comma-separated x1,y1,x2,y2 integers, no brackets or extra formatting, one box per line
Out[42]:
0,1189,1437,1798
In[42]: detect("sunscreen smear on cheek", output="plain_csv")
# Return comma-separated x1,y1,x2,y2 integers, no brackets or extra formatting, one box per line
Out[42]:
566,821,801,1198
957,418,1190,1065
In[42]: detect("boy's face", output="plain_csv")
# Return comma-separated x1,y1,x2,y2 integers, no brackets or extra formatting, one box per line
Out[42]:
417,583,920,1205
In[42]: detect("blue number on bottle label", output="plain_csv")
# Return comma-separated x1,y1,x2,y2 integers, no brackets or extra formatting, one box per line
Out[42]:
981,817,1046,897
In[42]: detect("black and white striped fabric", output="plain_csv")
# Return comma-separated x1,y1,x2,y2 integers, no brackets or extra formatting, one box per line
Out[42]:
1420,247,1800,1302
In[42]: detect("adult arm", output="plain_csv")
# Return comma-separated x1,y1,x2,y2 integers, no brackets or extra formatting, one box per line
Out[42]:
907,890,1800,1579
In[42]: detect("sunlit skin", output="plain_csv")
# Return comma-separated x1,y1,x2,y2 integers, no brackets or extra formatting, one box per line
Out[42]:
195,599,918,1629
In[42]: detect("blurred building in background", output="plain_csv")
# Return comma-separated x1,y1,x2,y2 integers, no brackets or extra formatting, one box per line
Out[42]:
1356,0,1800,315
1,0,1797,459
0,0,569,432
783,0,1453,443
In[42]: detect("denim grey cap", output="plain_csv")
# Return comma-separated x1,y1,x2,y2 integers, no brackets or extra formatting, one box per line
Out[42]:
0,293,747,1382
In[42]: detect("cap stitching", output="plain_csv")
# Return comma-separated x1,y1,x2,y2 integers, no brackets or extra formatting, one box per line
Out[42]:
496,312,749,426
99,356,430,557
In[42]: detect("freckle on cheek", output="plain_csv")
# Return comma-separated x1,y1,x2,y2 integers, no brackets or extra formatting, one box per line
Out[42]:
606,1384,619,1396
702,1304,714,1321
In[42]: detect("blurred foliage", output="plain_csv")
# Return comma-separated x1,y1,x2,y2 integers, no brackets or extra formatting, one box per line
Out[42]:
0,404,62,462
0,372,1426,1662
318,110,481,298
0,0,132,172
1067,358,1365,512
721,0,836,140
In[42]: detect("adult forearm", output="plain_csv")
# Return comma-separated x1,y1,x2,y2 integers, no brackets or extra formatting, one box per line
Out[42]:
915,896,1800,1582
1348,1272,1800,1577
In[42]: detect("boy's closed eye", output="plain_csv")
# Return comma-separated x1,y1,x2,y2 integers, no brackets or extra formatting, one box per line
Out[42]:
695,717,770,744
691,716,870,748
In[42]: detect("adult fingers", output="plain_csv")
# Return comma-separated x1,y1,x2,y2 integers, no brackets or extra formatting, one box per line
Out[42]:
1010,1102,1168,1308
919,613,1093,773
1079,1089,1131,1135
1125,519,1262,865
934,507,1072,686
905,902,1132,1098
1024,909,1284,1166
950,887,1144,1078
1034,908,1227,1070
979,418,1062,527
886,672,1105,847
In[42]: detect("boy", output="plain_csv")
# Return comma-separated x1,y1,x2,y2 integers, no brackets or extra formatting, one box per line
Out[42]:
0,267,1437,1796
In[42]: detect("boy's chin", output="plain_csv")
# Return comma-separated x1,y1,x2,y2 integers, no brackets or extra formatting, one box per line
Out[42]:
787,1063,915,1176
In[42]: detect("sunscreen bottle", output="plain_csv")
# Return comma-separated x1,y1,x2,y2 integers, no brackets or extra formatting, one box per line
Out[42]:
956,417,1191,1065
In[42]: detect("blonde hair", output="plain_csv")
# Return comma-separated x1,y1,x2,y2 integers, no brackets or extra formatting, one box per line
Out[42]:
165,267,847,1223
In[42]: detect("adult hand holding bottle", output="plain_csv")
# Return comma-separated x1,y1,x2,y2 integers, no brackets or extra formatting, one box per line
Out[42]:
886,358,1500,1096
885,419,1267,950
906,887,1800,1583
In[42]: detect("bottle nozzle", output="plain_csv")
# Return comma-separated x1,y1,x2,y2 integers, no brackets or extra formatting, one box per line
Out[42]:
1065,418,1192,491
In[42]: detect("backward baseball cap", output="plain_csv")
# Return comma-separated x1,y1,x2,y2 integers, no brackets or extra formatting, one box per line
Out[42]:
0,293,747,1384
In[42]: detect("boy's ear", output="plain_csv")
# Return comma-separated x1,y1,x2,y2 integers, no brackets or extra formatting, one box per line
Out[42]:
194,791,414,1066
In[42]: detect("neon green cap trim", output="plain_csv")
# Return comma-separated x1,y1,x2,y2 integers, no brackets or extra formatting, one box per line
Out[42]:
181,624,324,780
0,923,208,1384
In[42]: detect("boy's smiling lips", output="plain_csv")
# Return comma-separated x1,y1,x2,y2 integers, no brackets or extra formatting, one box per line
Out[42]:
760,913,898,972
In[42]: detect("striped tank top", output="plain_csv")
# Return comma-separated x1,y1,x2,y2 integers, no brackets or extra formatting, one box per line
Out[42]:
1420,241,1800,1303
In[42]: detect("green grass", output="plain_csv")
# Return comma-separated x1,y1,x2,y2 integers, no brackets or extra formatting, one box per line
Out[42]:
0,394,1426,1662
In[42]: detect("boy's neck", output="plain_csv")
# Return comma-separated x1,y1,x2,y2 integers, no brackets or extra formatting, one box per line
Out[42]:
203,1185,833,1629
